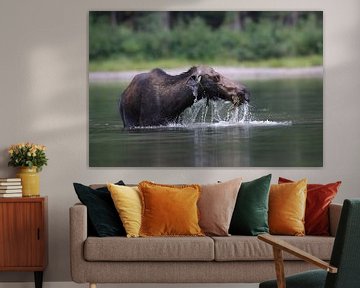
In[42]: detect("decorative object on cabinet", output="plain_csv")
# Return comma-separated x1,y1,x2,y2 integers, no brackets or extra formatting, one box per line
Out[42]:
7,143,48,197
0,178,22,197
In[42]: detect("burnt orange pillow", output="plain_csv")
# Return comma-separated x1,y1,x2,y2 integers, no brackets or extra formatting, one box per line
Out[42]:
269,179,307,236
279,177,341,236
138,181,204,237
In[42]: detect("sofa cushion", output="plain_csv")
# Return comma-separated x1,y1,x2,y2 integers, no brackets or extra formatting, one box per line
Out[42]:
73,181,126,237
269,179,307,236
139,181,203,237
199,178,242,236
212,236,334,261
229,174,271,236
279,177,341,236
108,184,142,238
84,236,214,261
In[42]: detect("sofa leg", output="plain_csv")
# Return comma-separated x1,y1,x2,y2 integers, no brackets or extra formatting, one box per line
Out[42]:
89,283,96,288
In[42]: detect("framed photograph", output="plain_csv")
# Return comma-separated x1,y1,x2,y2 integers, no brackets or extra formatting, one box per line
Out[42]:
89,11,323,167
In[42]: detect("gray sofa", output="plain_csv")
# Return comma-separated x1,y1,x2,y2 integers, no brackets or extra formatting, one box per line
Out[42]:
70,203,342,288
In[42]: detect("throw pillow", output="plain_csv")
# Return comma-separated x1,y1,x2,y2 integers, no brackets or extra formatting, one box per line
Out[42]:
138,181,203,237
73,181,126,237
229,174,272,236
198,177,242,236
279,177,341,236
107,183,142,238
269,179,307,236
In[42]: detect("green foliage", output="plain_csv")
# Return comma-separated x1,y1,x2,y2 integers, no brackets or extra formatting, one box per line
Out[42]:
8,143,48,172
89,12,323,67
291,14,323,55
171,17,220,60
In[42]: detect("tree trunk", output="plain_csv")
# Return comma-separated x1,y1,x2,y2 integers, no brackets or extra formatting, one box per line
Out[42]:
110,11,117,27
159,11,170,30
228,12,247,31
285,11,299,26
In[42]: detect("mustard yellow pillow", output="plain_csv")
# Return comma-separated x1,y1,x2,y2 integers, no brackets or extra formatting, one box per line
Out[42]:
138,181,204,237
269,179,307,236
107,183,142,238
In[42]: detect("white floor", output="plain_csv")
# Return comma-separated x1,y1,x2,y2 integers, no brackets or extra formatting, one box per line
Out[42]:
0,283,259,288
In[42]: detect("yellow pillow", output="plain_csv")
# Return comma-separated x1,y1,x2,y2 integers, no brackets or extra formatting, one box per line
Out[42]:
138,181,204,237
269,179,307,236
107,183,142,238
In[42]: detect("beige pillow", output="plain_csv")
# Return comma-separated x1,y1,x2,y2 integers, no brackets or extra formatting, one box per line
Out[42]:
198,178,242,236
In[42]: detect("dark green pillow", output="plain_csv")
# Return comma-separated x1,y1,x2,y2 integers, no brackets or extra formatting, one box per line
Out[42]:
229,174,272,236
73,181,126,237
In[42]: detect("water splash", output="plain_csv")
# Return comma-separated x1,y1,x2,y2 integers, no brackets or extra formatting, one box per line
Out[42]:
129,99,292,130
176,99,291,128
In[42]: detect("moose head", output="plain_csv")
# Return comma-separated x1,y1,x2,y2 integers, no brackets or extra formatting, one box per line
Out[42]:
186,65,250,106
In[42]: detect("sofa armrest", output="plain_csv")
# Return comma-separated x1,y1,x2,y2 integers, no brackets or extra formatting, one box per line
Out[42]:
69,203,88,283
329,203,342,237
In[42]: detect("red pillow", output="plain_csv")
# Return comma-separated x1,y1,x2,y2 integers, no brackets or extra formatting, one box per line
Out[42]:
278,177,341,236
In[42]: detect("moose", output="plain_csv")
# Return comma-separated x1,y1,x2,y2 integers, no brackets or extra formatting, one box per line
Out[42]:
119,65,250,128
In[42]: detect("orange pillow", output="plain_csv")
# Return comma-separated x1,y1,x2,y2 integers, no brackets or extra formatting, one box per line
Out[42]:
269,179,307,236
138,181,204,237
278,177,341,235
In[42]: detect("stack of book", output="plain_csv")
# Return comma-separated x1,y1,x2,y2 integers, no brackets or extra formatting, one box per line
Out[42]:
0,178,22,197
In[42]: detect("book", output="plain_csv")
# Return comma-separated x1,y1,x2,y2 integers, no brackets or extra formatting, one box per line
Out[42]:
0,186,22,190
0,193,22,198
0,189,22,193
0,178,21,182
0,182,22,186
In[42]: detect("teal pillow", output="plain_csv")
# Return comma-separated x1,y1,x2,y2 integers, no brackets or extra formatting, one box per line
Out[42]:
229,174,271,236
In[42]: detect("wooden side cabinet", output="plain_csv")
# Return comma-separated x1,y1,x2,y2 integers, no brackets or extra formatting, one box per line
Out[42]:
0,197,47,288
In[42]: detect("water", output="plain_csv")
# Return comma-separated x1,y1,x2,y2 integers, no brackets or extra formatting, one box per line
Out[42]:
174,99,291,127
89,78,322,167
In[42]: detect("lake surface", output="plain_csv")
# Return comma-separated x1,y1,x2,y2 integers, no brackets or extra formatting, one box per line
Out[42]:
89,77,322,167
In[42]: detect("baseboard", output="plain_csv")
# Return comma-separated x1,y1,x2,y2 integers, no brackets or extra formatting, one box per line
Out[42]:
0,282,259,288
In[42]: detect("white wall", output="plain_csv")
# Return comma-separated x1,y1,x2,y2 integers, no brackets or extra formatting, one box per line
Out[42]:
0,0,359,283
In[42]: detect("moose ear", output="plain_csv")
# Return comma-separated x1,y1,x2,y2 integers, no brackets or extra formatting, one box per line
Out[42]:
186,74,200,89
190,74,202,82
186,74,202,98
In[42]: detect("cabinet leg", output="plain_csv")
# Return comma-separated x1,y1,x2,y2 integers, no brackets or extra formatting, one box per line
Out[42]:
34,271,43,288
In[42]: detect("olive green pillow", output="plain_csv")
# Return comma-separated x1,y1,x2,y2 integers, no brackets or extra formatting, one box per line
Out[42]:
229,174,272,236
